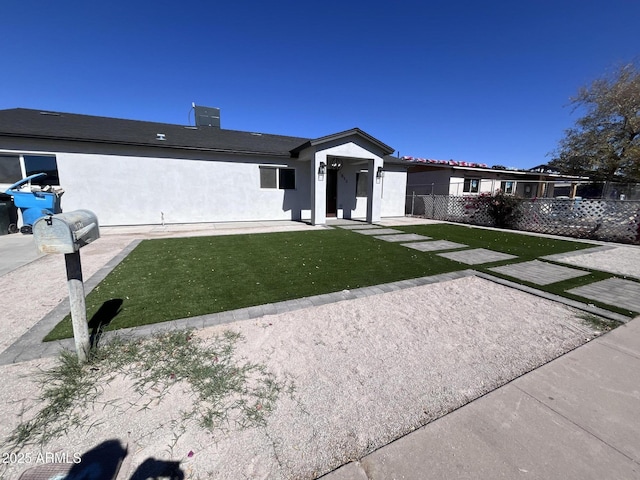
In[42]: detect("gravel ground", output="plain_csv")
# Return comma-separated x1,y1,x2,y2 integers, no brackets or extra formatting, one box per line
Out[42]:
0,275,601,479
549,245,640,280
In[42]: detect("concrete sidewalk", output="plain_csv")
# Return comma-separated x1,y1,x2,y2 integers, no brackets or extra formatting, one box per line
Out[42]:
0,233,42,277
322,316,640,480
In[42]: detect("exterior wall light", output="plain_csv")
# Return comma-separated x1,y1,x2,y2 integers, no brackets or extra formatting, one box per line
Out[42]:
318,161,326,180
376,166,384,183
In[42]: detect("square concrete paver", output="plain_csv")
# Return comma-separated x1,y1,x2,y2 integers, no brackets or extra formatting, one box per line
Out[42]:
567,278,640,313
488,260,590,285
437,248,517,265
373,233,432,242
353,228,404,235
337,225,382,230
401,240,468,252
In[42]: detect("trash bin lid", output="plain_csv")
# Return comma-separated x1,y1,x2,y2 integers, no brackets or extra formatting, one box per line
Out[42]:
5,173,47,193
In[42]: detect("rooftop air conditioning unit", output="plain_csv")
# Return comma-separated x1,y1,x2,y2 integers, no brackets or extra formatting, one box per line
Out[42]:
194,105,220,128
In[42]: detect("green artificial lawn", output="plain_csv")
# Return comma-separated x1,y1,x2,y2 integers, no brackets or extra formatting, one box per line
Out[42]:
45,223,635,341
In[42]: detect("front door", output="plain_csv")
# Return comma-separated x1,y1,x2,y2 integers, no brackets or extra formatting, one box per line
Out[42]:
326,169,338,217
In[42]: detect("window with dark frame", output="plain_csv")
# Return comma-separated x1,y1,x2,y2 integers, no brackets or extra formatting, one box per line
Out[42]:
24,155,60,185
0,155,22,184
463,178,480,193
278,168,295,190
356,172,368,197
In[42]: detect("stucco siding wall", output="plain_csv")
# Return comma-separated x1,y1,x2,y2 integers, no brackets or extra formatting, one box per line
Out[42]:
479,179,495,193
56,152,309,225
381,169,407,217
407,169,453,195
449,176,465,195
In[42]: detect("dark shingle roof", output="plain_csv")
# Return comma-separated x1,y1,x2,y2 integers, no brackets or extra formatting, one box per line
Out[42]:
0,108,310,157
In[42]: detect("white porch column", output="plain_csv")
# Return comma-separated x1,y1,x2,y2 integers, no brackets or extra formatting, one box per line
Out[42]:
311,152,327,225
366,158,383,223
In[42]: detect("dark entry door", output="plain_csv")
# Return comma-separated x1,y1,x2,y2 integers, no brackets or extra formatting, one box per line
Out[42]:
326,169,338,217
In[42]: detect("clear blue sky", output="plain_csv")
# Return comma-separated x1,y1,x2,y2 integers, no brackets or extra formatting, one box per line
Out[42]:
2,0,638,169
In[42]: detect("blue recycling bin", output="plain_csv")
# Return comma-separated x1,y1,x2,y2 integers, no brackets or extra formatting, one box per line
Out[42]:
5,173,63,234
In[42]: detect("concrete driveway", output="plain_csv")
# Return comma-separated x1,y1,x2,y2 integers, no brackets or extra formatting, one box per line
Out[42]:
0,233,42,277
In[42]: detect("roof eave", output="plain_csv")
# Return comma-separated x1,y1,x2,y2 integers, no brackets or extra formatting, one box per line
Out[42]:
0,132,295,158
407,163,591,180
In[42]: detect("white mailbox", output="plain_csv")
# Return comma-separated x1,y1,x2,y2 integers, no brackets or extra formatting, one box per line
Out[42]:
33,209,100,254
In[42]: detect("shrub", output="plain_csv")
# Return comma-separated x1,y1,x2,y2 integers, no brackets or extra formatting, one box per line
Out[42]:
487,190,522,228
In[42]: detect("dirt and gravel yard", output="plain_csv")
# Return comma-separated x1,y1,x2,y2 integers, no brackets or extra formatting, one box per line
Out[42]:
0,271,602,479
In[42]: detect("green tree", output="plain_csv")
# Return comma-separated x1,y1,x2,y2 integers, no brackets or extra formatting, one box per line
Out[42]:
550,63,640,182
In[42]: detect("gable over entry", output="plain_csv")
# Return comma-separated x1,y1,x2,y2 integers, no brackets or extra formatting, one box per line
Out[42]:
292,129,395,225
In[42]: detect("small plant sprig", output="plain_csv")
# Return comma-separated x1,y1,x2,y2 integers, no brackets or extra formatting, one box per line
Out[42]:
577,313,618,333
4,329,289,450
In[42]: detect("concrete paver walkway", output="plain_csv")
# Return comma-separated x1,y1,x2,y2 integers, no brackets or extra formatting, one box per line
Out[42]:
401,240,468,252
489,259,591,285
372,233,431,242
567,277,640,313
437,248,518,265
352,228,403,235
336,225,382,230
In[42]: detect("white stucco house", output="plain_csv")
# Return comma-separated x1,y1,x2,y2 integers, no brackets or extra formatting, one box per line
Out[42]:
0,108,408,227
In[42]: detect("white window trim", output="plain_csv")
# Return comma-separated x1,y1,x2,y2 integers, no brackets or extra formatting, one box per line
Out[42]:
501,180,516,195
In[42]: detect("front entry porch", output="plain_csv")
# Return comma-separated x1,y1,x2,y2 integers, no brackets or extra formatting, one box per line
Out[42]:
291,128,395,226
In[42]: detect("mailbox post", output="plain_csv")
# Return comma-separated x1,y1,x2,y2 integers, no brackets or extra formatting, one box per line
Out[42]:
64,250,90,363
33,210,100,363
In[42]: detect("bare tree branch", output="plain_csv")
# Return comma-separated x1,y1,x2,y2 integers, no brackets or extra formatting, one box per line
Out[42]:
550,63,640,182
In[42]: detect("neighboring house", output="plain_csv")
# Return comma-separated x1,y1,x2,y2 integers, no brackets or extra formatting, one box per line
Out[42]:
389,157,589,199
0,108,408,227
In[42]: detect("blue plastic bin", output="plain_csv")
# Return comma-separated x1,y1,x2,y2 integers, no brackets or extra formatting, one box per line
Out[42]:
5,173,63,234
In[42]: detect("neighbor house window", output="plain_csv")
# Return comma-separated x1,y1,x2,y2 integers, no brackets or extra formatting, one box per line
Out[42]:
500,181,515,194
259,166,295,189
463,178,480,193
356,172,368,197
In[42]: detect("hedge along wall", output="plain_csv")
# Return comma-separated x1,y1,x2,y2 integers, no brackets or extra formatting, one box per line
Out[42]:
419,195,640,244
